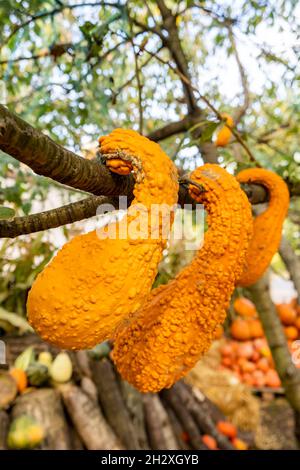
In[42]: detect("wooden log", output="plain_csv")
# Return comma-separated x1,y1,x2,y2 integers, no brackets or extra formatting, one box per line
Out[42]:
143,394,179,450
81,376,98,404
163,403,191,450
68,423,85,450
91,358,140,449
0,410,9,450
161,386,202,449
0,371,17,409
11,388,71,449
60,383,123,450
76,351,92,379
175,382,234,450
191,384,225,422
120,380,150,450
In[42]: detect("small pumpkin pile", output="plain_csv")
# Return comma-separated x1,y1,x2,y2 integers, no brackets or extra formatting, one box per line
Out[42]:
275,300,300,341
219,296,300,389
220,337,280,388
202,421,248,450
230,298,264,342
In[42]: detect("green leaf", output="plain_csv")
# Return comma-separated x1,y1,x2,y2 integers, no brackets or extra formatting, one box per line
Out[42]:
199,122,220,143
0,206,15,220
0,308,33,335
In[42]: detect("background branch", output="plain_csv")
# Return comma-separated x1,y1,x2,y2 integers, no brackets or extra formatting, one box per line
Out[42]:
228,25,250,123
248,272,300,441
156,0,198,113
0,195,118,239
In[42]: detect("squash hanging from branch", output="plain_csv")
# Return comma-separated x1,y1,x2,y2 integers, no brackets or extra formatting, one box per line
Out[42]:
236,168,289,287
27,129,178,349
113,164,253,393
215,113,234,147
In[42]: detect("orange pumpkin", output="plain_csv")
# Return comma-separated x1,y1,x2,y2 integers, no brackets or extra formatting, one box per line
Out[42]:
251,350,260,362
242,372,254,386
252,369,266,387
237,342,254,359
230,319,251,341
220,343,234,357
221,356,233,368
240,360,256,374
284,326,298,341
216,421,237,439
214,324,224,340
202,434,218,450
276,304,297,326
232,438,248,450
9,368,28,393
253,338,267,350
294,317,300,330
248,318,264,338
256,357,269,373
233,297,257,318
265,369,281,388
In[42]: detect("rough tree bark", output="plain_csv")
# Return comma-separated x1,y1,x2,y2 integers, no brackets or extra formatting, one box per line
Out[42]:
143,394,178,450
91,358,141,450
248,272,300,442
59,383,123,450
161,387,204,449
171,382,234,450
120,381,150,450
0,104,134,196
0,195,117,238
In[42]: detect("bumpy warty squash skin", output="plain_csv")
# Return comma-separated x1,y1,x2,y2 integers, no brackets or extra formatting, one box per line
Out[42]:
27,129,178,350
236,168,289,287
112,164,253,393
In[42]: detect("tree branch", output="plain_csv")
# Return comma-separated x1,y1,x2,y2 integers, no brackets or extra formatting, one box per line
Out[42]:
228,26,250,123
0,43,74,66
143,47,260,166
0,104,134,197
155,0,198,113
248,272,300,433
147,114,198,142
0,195,118,238
128,16,144,135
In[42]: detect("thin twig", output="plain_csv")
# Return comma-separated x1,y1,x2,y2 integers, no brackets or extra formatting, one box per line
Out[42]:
143,47,260,166
228,25,250,123
128,11,144,134
113,45,163,101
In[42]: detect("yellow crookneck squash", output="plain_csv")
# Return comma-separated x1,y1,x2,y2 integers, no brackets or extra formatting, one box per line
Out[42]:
112,164,253,392
27,129,178,349
215,113,234,147
236,168,289,287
